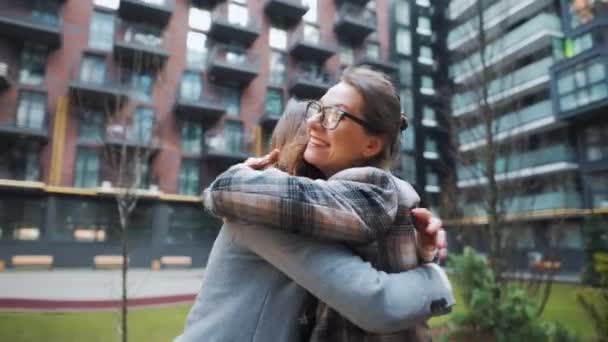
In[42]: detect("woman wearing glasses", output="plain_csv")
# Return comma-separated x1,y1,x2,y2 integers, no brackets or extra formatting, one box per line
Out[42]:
176,67,453,342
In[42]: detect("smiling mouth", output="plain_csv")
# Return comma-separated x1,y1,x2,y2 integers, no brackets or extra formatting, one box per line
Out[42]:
309,136,329,147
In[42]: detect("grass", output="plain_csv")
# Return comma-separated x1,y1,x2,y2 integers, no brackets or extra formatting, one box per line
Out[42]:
0,283,600,342
429,281,599,340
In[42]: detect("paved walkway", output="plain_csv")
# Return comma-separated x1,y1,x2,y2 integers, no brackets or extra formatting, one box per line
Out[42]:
0,269,204,311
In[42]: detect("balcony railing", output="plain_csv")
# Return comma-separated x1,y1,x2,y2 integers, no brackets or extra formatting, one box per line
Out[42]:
288,23,336,62
207,44,259,85
457,144,577,185
452,56,554,116
209,3,261,47
105,123,159,150
289,65,335,99
69,62,129,109
114,21,169,70
0,2,62,47
451,13,562,84
355,42,398,75
175,83,227,124
458,100,557,148
334,3,376,42
0,114,49,142
118,0,174,26
203,131,249,165
461,190,583,217
448,0,553,51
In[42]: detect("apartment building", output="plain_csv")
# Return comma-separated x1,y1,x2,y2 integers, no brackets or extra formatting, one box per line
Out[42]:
445,0,608,272
0,0,395,267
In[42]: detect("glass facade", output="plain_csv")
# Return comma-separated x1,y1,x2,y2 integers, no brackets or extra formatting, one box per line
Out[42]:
557,56,607,113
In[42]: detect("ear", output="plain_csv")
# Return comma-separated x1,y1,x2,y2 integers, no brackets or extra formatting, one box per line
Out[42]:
361,135,385,160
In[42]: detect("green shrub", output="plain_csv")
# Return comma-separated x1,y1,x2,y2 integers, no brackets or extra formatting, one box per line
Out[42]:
448,247,580,342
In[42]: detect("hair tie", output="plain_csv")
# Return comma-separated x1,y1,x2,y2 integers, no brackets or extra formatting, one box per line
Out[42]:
400,113,408,131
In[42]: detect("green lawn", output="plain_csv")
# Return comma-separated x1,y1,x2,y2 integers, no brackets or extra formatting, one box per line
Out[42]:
429,282,599,340
0,283,600,342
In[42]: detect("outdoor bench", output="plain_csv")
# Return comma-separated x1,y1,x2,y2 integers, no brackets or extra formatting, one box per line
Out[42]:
94,255,128,269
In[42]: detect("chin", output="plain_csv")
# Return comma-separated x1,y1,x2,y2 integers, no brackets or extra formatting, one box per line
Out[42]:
304,149,324,171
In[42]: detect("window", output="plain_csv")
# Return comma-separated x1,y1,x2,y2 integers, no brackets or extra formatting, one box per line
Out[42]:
340,44,354,65
400,88,413,116
131,107,154,144
269,51,287,85
180,72,202,101
366,42,381,59
78,109,104,142
181,120,203,155
17,91,46,130
189,7,211,31
223,86,241,117
269,27,287,50
179,159,200,196
558,57,607,113
75,147,100,188
0,198,45,241
401,124,415,151
396,28,411,55
422,106,437,126
79,54,106,85
265,88,283,116
418,45,434,65
395,0,410,25
426,167,439,191
94,0,119,10
417,16,431,35
0,142,39,181
19,43,46,86
225,121,243,153
186,31,208,69
421,75,435,95
124,70,154,101
549,224,583,249
303,0,317,23
424,137,439,159
88,11,115,51
399,60,412,86
228,2,249,26
166,205,221,244
303,23,320,44
588,172,608,208
584,123,608,162
399,153,416,182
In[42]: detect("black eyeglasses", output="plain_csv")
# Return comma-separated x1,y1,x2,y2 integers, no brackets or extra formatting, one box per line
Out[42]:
305,101,378,132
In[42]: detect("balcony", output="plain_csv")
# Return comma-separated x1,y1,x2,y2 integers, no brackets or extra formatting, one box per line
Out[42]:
208,4,260,47
462,190,583,218
191,0,225,8
113,21,169,71
355,43,398,75
118,0,173,27
174,85,226,125
333,3,376,42
448,0,553,52
0,62,11,92
264,0,308,26
458,100,564,151
288,24,336,62
289,66,334,99
203,131,248,166
0,116,49,143
452,56,554,117
451,13,563,85
105,124,160,152
0,2,62,48
69,63,129,109
457,144,578,187
207,45,259,86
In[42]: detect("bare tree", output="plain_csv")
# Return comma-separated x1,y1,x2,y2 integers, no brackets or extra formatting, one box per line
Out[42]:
442,0,563,313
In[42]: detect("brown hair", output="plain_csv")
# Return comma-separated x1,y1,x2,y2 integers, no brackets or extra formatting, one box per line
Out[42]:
270,100,324,179
341,66,404,170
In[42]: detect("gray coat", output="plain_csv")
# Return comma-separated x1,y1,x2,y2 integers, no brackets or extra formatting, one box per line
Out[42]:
174,223,454,342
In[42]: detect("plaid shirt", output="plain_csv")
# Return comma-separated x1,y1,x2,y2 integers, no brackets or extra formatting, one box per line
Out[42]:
204,164,429,342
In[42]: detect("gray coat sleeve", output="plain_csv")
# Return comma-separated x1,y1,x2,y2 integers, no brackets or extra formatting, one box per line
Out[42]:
232,224,455,334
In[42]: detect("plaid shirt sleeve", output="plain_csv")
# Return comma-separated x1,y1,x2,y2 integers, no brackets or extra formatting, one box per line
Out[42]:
203,164,399,244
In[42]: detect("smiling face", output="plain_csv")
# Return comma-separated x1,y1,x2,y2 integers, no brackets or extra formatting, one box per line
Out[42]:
303,82,385,177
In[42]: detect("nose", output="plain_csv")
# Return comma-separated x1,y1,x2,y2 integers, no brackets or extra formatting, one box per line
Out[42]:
306,113,323,131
